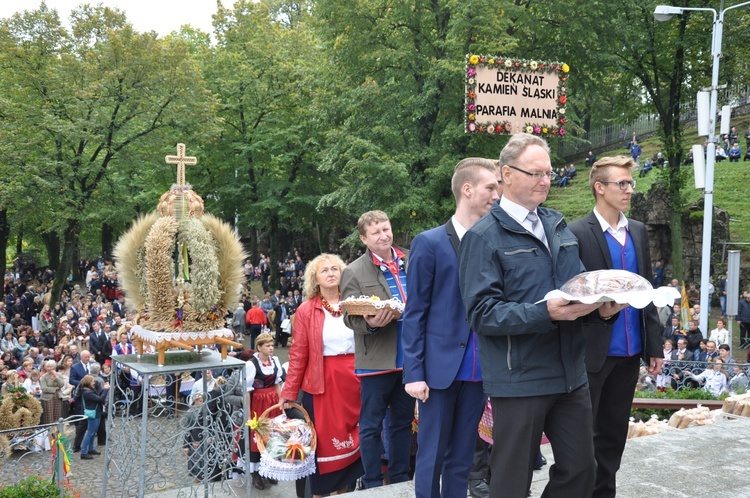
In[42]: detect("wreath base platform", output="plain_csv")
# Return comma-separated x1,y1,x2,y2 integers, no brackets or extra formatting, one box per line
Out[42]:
131,325,241,366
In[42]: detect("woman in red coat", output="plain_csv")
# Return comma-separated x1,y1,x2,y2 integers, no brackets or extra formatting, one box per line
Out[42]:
279,253,362,497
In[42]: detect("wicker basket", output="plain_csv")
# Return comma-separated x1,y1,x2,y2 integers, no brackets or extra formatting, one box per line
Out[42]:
340,300,403,319
255,402,318,481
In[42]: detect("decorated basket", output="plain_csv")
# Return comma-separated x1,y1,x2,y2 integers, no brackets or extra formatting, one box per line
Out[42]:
254,402,317,481
341,296,405,319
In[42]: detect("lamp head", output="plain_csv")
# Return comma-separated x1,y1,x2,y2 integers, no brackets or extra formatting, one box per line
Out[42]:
654,5,684,21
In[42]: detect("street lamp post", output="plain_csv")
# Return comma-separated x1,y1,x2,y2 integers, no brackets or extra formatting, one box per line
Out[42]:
654,1,750,334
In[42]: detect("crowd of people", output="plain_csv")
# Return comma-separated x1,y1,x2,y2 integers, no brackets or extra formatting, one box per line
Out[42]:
4,132,750,498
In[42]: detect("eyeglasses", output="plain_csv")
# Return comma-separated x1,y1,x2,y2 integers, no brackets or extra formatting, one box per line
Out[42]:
506,165,553,180
599,180,636,190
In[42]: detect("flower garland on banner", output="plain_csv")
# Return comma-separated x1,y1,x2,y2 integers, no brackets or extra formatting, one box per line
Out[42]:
465,54,569,137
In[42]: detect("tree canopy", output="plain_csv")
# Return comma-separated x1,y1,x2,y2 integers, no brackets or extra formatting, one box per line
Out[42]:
1,0,749,289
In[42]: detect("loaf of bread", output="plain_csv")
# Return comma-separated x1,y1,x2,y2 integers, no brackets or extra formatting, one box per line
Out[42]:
560,270,652,297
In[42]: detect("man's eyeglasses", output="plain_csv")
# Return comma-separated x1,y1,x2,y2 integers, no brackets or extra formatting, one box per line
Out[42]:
506,165,553,180
599,180,636,190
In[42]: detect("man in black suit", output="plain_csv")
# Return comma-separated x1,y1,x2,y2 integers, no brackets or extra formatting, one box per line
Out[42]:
569,155,663,498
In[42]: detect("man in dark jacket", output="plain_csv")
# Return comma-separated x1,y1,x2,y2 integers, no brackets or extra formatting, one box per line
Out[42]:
459,133,618,498
568,155,663,498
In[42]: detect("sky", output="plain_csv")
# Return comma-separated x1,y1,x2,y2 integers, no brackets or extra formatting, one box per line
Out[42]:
0,0,218,36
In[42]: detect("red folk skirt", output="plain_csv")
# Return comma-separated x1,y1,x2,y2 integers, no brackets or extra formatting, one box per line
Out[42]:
250,386,281,454
313,354,361,475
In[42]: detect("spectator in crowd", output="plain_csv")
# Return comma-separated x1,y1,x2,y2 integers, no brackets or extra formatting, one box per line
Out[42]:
459,133,610,498
689,358,727,396
22,368,42,398
630,139,642,167
245,301,267,349
586,151,597,167
341,210,412,490
729,143,741,162
704,340,720,365
189,368,219,406
695,339,709,363
663,316,681,344
112,331,134,356
78,373,109,460
40,359,64,424
738,293,750,349
685,321,704,357
1,329,19,353
28,347,43,370
231,303,246,340
639,157,652,177
280,253,363,497
28,329,43,348
57,357,74,417
652,261,664,287
718,344,735,367
728,364,749,394
709,317,730,346
69,350,93,388
13,335,30,361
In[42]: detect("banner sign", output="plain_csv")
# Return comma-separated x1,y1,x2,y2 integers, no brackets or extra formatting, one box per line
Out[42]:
465,55,569,137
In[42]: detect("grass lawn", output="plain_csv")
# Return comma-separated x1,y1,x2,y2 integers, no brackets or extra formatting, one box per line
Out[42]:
547,117,750,244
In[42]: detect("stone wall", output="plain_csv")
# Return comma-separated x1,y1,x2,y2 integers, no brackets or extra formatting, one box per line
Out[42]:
630,182,731,286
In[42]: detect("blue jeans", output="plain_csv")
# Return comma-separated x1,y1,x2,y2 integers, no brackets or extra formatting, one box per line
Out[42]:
359,371,413,488
81,416,101,455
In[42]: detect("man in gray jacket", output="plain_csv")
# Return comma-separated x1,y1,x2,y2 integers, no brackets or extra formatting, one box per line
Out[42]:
341,210,411,489
459,133,620,498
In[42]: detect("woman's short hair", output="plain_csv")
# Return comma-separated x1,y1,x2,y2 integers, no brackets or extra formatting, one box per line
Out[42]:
302,254,347,300
255,333,274,348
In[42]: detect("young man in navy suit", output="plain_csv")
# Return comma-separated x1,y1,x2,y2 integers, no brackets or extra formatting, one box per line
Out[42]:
402,157,499,498
568,156,663,498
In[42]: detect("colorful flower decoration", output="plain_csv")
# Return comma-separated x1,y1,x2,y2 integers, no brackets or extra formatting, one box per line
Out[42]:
465,54,569,137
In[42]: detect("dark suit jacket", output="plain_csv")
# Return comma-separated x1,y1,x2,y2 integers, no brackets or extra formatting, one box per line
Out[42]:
402,220,474,390
69,361,90,387
569,211,662,372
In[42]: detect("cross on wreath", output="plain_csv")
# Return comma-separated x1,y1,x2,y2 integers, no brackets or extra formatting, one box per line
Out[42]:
165,143,197,187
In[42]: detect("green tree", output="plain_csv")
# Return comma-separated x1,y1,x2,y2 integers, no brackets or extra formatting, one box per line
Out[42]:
0,4,217,302
312,0,521,245
201,0,333,265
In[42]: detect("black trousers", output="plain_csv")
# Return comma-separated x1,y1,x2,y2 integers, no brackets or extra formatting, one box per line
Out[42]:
489,386,595,498
587,355,640,498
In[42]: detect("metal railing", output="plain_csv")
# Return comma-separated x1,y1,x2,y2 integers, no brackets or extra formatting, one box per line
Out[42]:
558,84,750,158
639,359,749,395
0,415,86,497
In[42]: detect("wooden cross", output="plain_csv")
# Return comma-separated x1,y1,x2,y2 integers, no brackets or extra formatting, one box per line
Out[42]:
165,143,197,187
